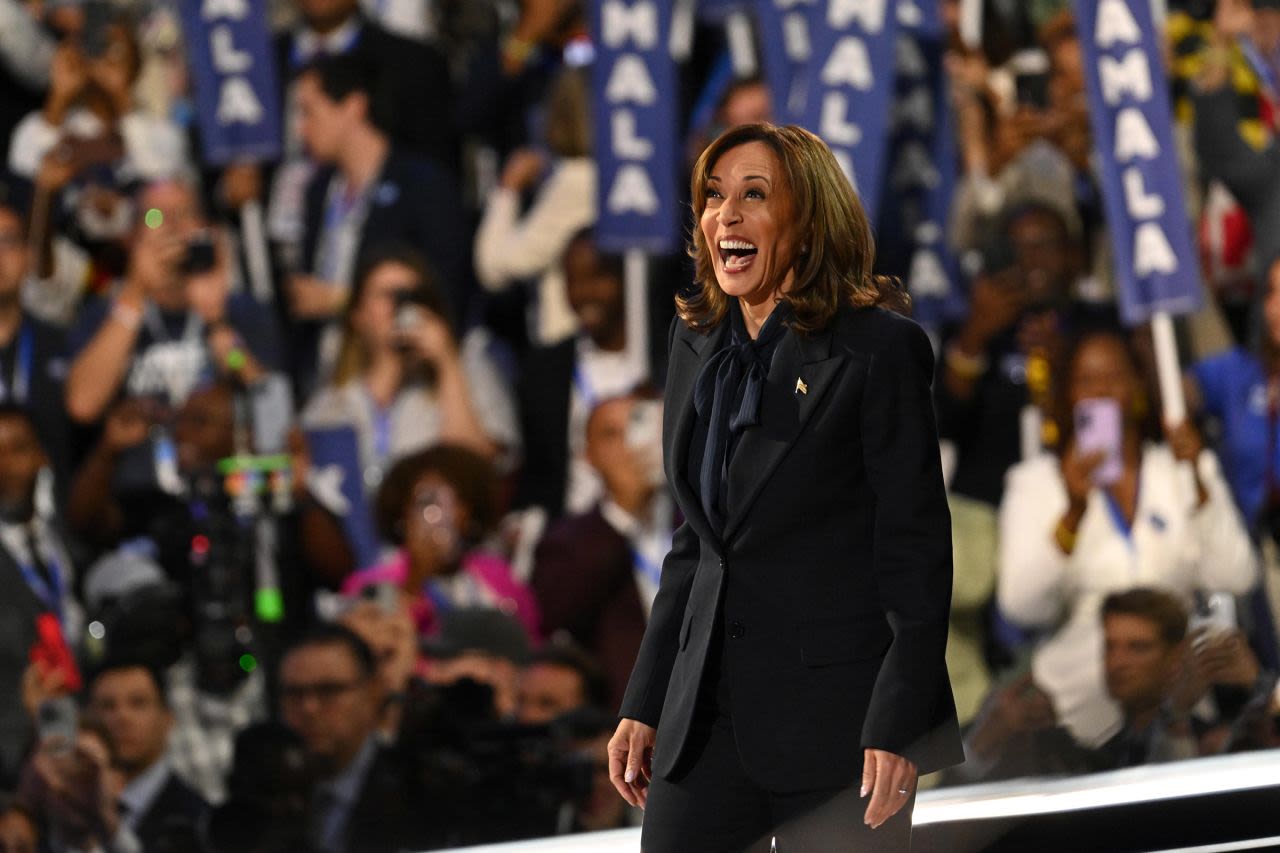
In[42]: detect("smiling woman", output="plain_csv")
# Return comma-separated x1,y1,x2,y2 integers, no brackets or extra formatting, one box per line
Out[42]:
609,123,963,853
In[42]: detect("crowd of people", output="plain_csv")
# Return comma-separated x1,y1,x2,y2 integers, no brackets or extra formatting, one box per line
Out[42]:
0,0,1278,850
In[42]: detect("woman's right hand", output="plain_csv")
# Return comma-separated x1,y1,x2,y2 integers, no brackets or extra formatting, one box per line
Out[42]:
1060,441,1104,507
608,718,656,808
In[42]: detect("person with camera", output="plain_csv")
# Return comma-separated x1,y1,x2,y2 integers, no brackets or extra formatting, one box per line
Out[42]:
6,19,186,185
277,623,432,853
20,661,208,853
65,178,284,426
531,392,673,710
302,244,516,495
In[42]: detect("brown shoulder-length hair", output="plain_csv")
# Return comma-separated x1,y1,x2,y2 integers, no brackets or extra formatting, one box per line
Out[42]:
679,123,907,334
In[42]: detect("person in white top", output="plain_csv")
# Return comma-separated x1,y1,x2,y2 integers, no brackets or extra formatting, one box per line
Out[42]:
998,330,1256,747
8,29,187,183
474,67,596,345
303,244,519,494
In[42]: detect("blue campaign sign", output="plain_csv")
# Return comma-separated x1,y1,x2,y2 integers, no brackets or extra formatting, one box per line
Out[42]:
756,0,816,123
304,426,380,570
883,12,966,328
800,0,900,220
177,0,282,166
1076,0,1202,325
592,0,681,254
698,0,746,21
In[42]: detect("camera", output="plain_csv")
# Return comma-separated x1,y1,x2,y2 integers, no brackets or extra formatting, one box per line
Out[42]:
180,232,218,276
397,678,600,845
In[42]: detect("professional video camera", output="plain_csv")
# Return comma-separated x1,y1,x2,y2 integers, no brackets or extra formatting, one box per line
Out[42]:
398,677,606,846
93,405,294,695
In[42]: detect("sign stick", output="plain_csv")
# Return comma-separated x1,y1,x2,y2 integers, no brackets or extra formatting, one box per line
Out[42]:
625,249,651,383
1151,310,1186,426
241,200,273,304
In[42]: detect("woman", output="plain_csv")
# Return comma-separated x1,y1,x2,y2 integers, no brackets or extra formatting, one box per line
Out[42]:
998,331,1256,747
608,124,962,851
341,444,539,641
302,245,519,494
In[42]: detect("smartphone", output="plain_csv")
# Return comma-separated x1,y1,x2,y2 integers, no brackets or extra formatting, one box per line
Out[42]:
1015,71,1051,110
181,232,218,276
1190,592,1237,644
1074,398,1123,486
36,696,78,754
393,290,423,336
1010,49,1051,111
362,582,400,615
29,612,82,693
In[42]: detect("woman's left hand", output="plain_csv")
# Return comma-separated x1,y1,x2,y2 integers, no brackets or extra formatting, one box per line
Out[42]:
861,748,917,829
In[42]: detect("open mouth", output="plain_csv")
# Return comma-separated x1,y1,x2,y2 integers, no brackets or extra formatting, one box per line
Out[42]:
718,238,758,273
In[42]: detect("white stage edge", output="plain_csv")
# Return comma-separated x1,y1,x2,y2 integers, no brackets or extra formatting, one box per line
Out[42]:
440,750,1280,852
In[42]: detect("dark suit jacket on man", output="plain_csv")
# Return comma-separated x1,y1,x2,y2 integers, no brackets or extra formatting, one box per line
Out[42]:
0,545,45,785
275,18,455,170
132,771,209,850
619,306,965,792
532,506,648,711
301,149,468,315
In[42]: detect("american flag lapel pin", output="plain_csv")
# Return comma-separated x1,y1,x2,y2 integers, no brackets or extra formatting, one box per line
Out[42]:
795,377,808,395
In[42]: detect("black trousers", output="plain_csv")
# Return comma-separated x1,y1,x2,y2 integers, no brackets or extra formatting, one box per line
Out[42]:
641,624,914,852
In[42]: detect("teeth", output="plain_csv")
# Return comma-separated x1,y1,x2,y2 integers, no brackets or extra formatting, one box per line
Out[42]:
719,239,756,250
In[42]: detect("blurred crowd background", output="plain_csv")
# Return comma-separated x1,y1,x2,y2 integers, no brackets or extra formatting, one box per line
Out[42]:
0,0,1279,850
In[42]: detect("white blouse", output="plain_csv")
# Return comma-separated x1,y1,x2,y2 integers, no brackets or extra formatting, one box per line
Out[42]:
302,330,520,491
997,443,1256,746
473,158,597,345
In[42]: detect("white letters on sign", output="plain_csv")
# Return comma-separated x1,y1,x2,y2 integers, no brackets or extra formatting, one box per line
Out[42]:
601,1,662,218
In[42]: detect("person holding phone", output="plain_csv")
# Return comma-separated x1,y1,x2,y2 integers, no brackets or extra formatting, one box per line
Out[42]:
998,330,1257,747
340,445,539,642
301,244,517,496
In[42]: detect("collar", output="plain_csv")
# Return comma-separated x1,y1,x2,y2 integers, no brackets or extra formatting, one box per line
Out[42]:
317,735,378,808
295,17,362,62
575,334,629,363
118,758,170,828
600,498,641,539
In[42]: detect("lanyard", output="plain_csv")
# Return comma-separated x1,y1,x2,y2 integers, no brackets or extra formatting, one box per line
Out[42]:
317,177,373,284
1241,39,1280,108
290,26,361,67
629,544,663,590
18,531,64,623
363,388,394,463
572,363,598,410
0,324,34,404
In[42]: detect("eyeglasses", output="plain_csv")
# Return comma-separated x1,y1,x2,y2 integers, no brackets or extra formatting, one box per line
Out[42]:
279,679,365,706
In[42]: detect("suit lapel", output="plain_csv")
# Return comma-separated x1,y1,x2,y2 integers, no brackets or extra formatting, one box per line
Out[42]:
722,327,845,543
666,321,728,554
